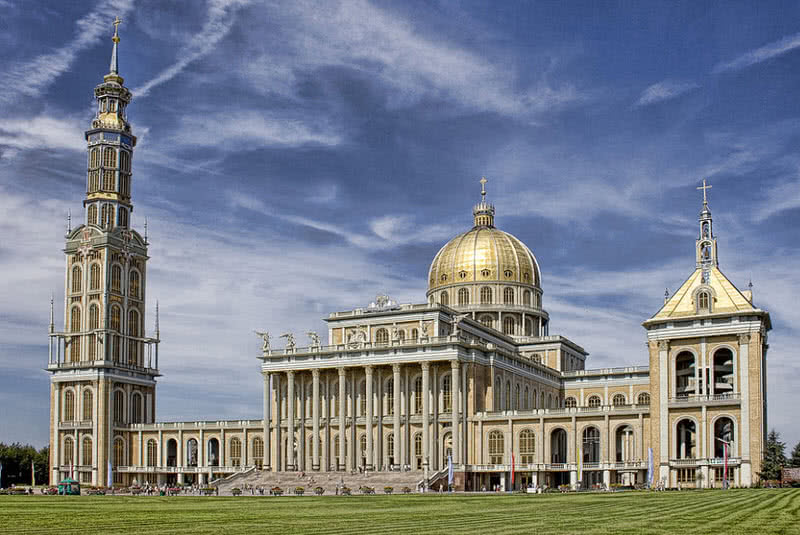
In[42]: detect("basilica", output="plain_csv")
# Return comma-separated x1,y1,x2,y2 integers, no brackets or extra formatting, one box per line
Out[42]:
48,23,771,492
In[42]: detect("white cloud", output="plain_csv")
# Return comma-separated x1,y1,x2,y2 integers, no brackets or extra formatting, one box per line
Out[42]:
173,112,342,148
0,0,134,104
132,0,251,99
636,80,699,107
713,31,800,73
753,176,800,222
0,114,85,154
238,0,581,116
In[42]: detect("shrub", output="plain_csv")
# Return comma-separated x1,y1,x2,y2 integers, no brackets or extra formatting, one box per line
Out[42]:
401,487,411,494
271,486,283,496
313,486,324,495
341,487,351,496
360,486,374,495
295,487,305,495
383,486,393,494
231,488,242,496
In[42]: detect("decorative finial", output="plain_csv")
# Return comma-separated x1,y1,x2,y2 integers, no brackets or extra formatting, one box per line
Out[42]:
112,16,122,42
664,288,670,304
155,300,160,338
480,176,488,202
144,217,148,243
49,294,55,333
67,209,71,233
748,279,753,290
697,178,712,206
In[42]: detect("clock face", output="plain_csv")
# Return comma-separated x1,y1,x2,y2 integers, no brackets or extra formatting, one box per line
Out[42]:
121,135,132,146
105,132,120,142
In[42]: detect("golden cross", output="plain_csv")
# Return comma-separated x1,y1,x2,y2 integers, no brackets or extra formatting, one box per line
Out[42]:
113,16,122,38
697,178,712,204
480,177,487,200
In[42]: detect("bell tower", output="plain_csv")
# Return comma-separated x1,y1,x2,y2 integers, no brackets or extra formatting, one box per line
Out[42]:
48,18,161,487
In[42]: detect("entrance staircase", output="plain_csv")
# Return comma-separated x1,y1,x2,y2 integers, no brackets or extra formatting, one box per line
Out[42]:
215,469,428,496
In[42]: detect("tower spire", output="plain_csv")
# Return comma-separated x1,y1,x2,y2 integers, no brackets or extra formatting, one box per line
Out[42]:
109,16,122,75
49,294,54,334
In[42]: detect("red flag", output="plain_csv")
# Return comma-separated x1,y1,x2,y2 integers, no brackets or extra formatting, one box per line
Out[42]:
723,443,728,485
511,453,515,488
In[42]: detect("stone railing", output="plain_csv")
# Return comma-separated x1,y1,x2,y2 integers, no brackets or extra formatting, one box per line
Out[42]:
669,393,741,404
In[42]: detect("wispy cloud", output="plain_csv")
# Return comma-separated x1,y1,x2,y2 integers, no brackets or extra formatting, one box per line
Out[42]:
636,80,699,107
713,31,800,73
753,175,800,222
0,0,134,104
0,114,85,158
132,0,250,98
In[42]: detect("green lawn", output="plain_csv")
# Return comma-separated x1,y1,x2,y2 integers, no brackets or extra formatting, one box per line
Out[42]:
0,489,798,535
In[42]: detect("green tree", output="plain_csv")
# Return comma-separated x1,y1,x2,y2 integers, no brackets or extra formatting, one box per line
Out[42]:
790,441,800,468
0,443,50,487
759,429,787,481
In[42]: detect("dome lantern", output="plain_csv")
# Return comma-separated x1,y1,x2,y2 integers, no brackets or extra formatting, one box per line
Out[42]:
473,177,495,227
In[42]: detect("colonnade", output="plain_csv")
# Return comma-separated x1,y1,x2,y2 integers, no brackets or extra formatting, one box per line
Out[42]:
263,360,464,472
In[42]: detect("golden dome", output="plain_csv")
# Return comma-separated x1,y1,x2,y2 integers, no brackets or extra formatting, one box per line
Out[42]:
427,225,541,292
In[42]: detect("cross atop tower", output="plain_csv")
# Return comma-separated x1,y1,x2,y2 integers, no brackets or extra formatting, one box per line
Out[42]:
112,16,122,43
480,177,487,201
697,179,712,205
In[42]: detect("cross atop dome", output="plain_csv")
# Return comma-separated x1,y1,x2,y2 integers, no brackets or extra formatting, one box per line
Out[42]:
697,178,712,205
480,177,488,201
473,176,495,227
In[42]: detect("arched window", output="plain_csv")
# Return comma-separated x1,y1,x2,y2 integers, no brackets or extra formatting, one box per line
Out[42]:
110,305,121,331
128,309,140,366
70,307,81,361
120,150,130,172
358,380,366,416
82,389,93,421
71,265,82,293
458,288,469,306
613,394,627,406
386,434,394,467
480,315,494,328
230,437,242,466
713,348,734,395
503,287,514,304
63,437,74,465
118,208,128,227
523,290,531,306
414,376,423,414
111,265,122,292
616,425,635,462
488,430,504,464
532,389,538,409
515,384,520,410
102,170,115,192
565,396,577,408
714,417,735,458
82,437,93,466
698,291,711,312
494,377,502,411
88,204,98,225
582,427,600,463
113,438,125,467
676,419,697,459
90,148,100,168
525,318,533,336
146,439,157,467
63,390,75,421
587,395,601,408
505,380,511,411
442,375,452,412
131,392,143,424
523,386,529,410
503,316,515,335
440,291,449,306
675,351,696,396
411,328,418,340
480,286,492,304
253,437,264,468
360,435,367,464
414,434,423,468
90,264,100,290
520,429,535,464
375,328,389,345
637,392,650,405
113,390,124,423
103,147,117,168
547,393,553,408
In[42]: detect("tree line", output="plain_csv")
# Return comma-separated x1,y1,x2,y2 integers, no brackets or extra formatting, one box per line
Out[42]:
0,443,50,487
759,430,800,480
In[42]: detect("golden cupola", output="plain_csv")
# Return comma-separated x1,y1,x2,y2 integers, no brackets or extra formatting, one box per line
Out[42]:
426,179,548,338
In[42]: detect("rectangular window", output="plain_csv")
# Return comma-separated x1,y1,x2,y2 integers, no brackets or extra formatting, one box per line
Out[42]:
677,468,696,483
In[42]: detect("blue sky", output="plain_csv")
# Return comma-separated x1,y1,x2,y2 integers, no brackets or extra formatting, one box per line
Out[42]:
1,0,799,450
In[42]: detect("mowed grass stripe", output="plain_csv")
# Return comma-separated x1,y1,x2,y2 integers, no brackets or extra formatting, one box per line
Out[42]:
1,490,799,534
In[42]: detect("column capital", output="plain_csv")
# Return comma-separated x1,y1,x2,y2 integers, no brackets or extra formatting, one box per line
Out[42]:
287,369,295,378
420,361,430,371
392,363,401,373
657,340,669,351
364,365,374,376
450,359,460,370
312,368,320,378
738,333,751,345
338,367,346,378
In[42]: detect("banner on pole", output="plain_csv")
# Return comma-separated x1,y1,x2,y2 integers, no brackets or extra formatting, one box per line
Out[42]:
447,454,454,487
577,446,582,484
647,447,654,488
108,460,113,488
31,461,35,487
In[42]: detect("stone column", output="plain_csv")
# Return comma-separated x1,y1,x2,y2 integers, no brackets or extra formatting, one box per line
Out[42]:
263,372,271,470
365,366,374,470
287,370,295,470
312,369,320,470
273,373,281,472
451,360,460,465
392,363,401,469
299,376,306,472
338,367,346,470
421,362,430,471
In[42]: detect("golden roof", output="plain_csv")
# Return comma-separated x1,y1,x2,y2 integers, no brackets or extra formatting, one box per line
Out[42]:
427,225,541,291
649,267,755,321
